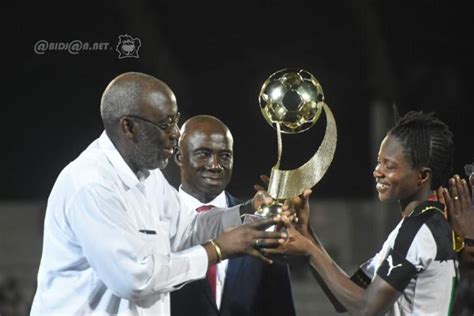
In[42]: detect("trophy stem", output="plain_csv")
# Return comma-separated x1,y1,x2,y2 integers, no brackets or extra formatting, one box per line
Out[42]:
267,103,337,200
275,122,282,169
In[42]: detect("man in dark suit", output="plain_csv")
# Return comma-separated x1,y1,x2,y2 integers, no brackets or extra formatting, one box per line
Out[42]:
171,115,296,316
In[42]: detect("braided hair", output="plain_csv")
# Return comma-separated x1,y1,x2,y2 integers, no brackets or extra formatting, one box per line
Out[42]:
387,111,454,189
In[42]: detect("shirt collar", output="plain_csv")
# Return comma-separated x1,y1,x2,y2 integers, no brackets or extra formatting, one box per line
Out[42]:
408,200,446,217
178,186,228,211
98,131,143,190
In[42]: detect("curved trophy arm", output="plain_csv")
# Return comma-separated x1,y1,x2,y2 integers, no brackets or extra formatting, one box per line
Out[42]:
268,102,337,199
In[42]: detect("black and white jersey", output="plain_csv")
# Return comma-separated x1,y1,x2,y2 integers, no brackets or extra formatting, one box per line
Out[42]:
358,201,458,316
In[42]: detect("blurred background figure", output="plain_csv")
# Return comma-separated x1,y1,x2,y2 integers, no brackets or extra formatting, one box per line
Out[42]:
0,276,31,316
438,168,474,315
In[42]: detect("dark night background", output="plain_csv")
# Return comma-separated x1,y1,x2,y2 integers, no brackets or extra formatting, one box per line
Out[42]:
1,1,473,314
4,0,474,201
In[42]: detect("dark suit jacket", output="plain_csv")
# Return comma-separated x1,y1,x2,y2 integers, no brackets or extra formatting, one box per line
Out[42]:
170,192,296,316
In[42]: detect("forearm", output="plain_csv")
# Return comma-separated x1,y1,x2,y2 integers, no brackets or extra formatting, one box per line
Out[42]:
83,240,210,300
300,224,354,311
307,243,368,315
173,206,241,251
460,245,474,278
303,225,328,254
203,239,224,267
300,224,343,262
137,246,209,297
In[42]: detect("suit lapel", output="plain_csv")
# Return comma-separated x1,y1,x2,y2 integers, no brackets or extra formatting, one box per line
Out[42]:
225,191,241,207
220,192,244,313
220,257,245,311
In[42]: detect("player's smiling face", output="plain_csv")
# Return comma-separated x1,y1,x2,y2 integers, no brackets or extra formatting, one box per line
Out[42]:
373,135,421,202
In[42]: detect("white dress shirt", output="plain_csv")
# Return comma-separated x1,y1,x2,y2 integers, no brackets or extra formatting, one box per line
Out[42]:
30,131,241,316
177,188,229,309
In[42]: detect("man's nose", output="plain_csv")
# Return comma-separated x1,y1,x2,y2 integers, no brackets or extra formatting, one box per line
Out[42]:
169,124,180,141
207,155,223,171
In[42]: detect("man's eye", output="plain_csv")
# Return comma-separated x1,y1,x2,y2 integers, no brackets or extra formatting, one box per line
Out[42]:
196,152,210,158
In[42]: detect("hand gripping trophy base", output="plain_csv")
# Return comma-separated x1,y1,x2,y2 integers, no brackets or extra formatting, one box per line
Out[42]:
243,202,284,232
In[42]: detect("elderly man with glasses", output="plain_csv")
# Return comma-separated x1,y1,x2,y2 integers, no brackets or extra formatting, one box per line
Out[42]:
30,72,287,316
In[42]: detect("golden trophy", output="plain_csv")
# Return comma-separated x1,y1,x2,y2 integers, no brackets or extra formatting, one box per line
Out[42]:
255,68,337,217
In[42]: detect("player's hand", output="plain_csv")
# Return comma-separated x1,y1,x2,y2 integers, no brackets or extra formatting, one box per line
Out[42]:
260,215,314,257
215,216,287,264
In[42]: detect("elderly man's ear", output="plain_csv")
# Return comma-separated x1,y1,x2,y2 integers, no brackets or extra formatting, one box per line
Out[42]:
174,149,183,167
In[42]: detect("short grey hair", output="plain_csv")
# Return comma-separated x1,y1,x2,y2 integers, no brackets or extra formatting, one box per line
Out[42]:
100,72,166,129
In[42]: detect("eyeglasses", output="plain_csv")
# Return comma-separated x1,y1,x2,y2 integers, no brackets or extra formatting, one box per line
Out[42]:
125,112,180,132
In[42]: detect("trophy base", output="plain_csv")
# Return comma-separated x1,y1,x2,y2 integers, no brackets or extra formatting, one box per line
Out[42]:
243,201,286,232
242,211,288,263
255,201,283,218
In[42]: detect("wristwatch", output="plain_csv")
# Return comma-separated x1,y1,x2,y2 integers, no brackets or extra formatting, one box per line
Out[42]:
465,237,474,247
453,233,474,252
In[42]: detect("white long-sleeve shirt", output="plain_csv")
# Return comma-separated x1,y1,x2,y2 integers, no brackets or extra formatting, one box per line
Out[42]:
30,131,241,315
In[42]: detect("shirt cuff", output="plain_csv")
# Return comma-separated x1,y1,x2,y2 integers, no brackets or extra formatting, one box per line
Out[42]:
171,245,208,290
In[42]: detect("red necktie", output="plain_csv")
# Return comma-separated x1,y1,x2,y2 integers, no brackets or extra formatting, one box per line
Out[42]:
196,204,217,300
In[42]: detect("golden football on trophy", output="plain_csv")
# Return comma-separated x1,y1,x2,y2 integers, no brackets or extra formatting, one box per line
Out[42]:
259,68,325,134
255,68,337,218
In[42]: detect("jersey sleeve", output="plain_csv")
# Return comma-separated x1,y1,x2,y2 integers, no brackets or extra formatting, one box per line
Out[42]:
376,216,437,292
